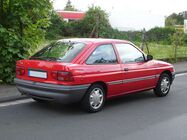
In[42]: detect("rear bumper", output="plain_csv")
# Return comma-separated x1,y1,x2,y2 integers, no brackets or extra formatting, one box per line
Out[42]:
14,78,90,104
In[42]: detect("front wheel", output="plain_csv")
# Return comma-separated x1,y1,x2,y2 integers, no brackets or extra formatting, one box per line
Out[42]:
154,73,171,97
81,84,106,113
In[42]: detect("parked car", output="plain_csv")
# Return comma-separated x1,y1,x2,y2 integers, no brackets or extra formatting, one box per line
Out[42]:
15,38,175,112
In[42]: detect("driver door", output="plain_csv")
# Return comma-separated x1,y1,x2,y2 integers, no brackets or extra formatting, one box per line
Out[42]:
114,43,156,93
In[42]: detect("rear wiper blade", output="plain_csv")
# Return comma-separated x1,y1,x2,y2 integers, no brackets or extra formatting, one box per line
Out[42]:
30,57,45,60
30,56,57,61
44,57,57,61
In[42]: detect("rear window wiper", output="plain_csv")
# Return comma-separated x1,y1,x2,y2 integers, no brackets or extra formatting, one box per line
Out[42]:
30,56,45,60
30,56,57,61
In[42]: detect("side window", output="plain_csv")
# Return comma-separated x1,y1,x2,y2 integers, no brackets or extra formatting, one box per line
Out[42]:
115,43,145,63
86,44,117,64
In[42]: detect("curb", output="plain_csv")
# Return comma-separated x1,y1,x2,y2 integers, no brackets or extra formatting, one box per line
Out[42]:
0,95,29,104
175,71,187,74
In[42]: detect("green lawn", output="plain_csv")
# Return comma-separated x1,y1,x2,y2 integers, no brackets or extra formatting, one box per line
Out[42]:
135,43,187,61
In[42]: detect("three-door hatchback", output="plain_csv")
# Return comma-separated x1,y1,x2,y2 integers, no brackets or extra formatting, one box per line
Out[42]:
15,38,175,112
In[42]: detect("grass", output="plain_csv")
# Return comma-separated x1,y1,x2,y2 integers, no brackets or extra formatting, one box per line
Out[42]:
135,42,187,62
149,43,187,59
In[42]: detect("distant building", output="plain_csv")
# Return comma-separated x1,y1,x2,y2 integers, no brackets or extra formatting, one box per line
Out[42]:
184,20,187,33
180,11,187,33
56,10,85,22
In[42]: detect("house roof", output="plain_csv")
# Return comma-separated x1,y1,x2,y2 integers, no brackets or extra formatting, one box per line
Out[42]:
57,10,85,20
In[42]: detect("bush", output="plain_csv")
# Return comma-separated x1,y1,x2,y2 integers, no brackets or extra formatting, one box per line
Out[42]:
182,34,187,45
0,26,29,83
45,11,66,39
0,0,53,83
147,27,175,44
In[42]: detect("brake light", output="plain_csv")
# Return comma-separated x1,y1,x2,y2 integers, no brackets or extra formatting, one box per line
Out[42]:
16,67,25,76
51,71,74,82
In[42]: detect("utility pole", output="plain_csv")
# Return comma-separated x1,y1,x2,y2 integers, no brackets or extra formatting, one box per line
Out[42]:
173,31,180,62
140,28,150,54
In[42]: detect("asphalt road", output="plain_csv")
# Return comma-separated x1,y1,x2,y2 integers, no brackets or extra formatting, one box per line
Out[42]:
0,74,187,140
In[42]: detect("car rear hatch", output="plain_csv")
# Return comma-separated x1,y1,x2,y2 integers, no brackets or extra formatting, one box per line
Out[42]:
16,59,73,85
16,40,87,85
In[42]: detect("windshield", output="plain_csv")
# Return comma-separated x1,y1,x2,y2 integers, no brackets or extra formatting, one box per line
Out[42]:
30,41,86,62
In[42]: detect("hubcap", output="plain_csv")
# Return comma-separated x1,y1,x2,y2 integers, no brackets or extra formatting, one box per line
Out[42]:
161,77,170,94
90,88,104,110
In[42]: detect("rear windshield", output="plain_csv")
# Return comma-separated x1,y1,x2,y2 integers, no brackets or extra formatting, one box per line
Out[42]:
30,41,86,62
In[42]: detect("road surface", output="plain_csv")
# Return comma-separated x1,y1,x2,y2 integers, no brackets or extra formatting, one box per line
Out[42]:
0,73,187,140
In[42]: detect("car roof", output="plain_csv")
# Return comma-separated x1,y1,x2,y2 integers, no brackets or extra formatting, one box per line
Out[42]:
58,38,131,44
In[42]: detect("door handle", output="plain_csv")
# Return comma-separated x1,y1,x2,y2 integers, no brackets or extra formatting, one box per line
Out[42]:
124,68,129,71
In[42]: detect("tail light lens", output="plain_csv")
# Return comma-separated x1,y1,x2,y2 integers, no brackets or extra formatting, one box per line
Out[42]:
16,67,25,76
51,71,74,82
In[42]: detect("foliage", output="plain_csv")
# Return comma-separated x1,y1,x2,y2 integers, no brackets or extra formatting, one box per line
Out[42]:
80,6,112,38
45,11,66,39
182,34,187,45
0,0,53,83
64,0,77,11
171,30,184,46
63,20,83,37
147,27,175,44
124,31,142,42
142,43,187,60
165,13,184,27
0,25,29,83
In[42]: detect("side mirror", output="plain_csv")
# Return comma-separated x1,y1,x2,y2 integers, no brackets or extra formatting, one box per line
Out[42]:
146,55,153,61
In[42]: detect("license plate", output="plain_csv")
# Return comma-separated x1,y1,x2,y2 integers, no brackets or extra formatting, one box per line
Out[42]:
28,70,47,79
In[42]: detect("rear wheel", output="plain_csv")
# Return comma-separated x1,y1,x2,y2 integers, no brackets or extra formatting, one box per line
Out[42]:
81,84,106,113
154,73,171,97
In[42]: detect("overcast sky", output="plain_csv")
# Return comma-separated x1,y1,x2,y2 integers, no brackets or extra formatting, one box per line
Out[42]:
53,0,187,30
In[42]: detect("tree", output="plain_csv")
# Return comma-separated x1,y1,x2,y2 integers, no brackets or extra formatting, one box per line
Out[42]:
0,0,53,83
165,13,184,27
46,11,66,39
147,27,175,44
171,30,184,62
81,6,112,38
64,0,77,11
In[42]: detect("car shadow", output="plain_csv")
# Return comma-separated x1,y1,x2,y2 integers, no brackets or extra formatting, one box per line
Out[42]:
105,90,155,107
28,101,84,115
27,90,156,115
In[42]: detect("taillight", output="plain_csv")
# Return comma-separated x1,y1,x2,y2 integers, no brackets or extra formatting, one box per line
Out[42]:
16,67,25,76
51,71,74,82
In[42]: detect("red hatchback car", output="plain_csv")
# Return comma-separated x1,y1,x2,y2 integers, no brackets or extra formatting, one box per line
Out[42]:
15,38,175,112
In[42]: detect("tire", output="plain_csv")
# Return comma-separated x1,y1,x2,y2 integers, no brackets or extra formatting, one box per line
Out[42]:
81,84,106,113
154,73,171,97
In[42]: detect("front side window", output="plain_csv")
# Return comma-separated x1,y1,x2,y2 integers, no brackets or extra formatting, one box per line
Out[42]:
30,41,86,62
86,44,117,64
115,43,145,63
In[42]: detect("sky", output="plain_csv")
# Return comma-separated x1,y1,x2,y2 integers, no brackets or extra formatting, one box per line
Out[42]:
53,0,187,31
